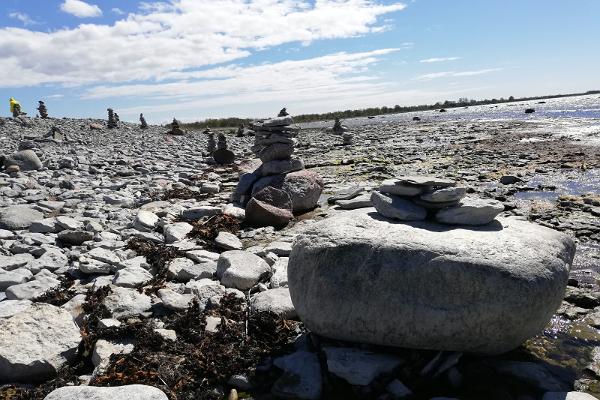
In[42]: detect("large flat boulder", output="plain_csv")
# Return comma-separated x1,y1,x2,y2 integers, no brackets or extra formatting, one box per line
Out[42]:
0,303,81,382
287,209,575,354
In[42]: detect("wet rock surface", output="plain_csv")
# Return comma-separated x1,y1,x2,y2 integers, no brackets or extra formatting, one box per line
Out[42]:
0,113,599,399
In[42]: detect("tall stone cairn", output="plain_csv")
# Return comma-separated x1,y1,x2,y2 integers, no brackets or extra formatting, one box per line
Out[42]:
37,101,48,119
139,113,148,129
107,108,118,129
235,113,324,227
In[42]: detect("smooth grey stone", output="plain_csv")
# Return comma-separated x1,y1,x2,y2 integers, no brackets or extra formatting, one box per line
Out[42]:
371,191,426,221
157,289,195,311
379,179,423,197
287,209,575,354
436,197,504,226
0,253,34,271
397,176,456,188
327,186,364,204
336,192,372,210
421,187,467,203
259,158,304,176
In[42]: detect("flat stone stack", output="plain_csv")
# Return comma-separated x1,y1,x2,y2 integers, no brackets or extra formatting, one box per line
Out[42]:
234,115,323,227
371,175,504,226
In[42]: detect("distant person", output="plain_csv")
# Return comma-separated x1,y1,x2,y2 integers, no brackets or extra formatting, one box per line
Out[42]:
9,97,23,117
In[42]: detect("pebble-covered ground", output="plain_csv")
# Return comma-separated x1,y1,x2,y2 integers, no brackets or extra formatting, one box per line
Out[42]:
1,113,599,399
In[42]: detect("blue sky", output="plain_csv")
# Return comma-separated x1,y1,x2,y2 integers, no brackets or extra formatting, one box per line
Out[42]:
1,0,599,123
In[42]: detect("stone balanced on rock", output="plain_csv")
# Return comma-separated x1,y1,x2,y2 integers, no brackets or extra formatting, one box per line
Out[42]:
139,113,148,129
107,108,118,129
371,175,504,226
166,118,185,135
234,113,323,227
37,101,48,119
212,133,235,164
287,208,576,354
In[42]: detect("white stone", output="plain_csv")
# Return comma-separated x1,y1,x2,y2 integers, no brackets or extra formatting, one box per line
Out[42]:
163,222,193,243
0,303,80,382
250,288,297,319
217,250,271,290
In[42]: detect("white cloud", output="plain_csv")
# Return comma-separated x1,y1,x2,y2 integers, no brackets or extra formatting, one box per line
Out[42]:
60,0,102,18
414,68,502,81
0,0,405,88
8,12,38,26
78,48,400,120
111,8,125,15
419,56,461,63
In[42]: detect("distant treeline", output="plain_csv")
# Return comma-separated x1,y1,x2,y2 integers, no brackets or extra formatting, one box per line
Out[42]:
183,90,600,128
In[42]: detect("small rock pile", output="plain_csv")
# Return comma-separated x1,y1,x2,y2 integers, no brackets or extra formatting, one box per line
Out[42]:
139,113,148,129
212,133,235,164
107,108,118,129
371,176,505,226
37,101,48,119
234,114,323,227
206,130,216,153
166,118,184,135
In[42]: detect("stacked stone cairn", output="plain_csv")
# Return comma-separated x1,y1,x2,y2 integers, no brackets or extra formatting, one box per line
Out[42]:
212,133,235,164
371,176,505,225
206,130,216,154
166,118,184,135
37,101,48,119
107,108,118,129
139,113,148,129
234,114,324,227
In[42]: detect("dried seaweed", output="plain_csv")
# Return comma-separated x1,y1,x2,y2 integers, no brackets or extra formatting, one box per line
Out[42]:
32,275,77,306
90,294,301,400
189,214,240,241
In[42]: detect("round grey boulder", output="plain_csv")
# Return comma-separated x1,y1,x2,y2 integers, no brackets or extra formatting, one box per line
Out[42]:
252,170,324,214
288,209,575,354
3,150,42,171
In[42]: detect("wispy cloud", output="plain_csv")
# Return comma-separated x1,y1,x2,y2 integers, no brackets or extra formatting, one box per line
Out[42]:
111,8,125,15
414,68,502,81
419,56,461,63
8,12,39,26
60,0,102,18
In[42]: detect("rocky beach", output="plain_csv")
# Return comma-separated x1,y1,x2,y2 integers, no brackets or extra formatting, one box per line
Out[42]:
1,95,600,400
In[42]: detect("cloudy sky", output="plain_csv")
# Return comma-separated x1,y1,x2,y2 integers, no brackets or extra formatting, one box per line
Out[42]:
1,0,599,122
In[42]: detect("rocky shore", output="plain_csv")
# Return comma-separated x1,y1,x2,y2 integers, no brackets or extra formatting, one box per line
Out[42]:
0,113,599,400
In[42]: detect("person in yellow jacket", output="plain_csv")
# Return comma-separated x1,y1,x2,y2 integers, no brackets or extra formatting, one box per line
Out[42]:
9,97,22,117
